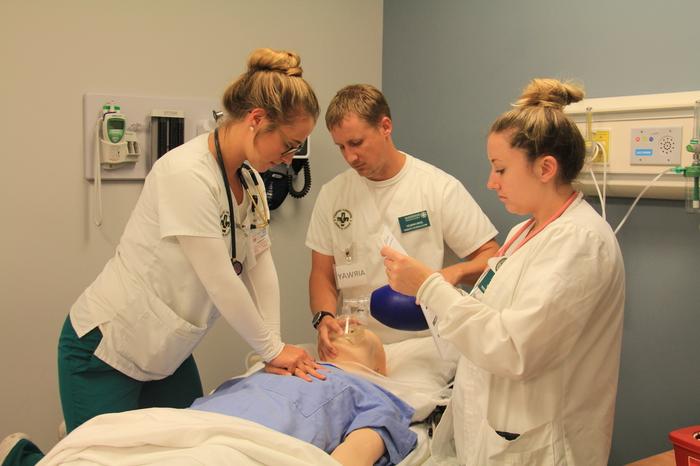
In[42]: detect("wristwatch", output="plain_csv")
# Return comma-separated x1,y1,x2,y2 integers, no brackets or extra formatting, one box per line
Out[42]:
312,311,335,329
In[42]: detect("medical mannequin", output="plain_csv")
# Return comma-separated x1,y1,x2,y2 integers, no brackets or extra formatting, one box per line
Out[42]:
192,327,413,466
1,328,416,466
307,84,499,358
325,319,388,375
0,47,327,466
382,79,625,465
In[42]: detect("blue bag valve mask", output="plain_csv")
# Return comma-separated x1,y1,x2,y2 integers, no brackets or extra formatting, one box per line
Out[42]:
370,285,428,331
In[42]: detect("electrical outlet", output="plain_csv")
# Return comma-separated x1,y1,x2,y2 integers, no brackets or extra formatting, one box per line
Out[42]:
591,129,610,164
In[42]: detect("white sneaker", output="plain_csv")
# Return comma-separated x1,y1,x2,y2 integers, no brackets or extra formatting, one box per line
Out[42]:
0,432,28,464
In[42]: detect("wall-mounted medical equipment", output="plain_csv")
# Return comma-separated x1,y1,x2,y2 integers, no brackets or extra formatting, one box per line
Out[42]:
566,91,700,233
151,109,185,161
673,100,700,213
84,94,218,227
567,91,700,199
91,102,142,226
261,139,312,210
98,104,141,168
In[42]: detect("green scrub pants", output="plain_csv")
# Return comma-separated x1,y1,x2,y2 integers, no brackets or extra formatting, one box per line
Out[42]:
1,439,42,466
58,315,204,433
2,317,204,466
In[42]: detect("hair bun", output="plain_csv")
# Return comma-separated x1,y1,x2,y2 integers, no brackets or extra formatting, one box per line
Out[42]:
247,47,303,77
514,78,584,110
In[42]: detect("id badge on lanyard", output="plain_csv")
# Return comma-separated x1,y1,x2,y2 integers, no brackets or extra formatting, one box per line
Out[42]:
334,262,369,289
334,243,369,290
471,256,507,298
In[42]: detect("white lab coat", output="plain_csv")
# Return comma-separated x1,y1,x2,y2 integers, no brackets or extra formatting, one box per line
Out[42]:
419,194,625,465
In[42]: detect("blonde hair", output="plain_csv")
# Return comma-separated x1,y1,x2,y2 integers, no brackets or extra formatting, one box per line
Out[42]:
490,78,586,184
221,48,319,127
325,84,391,130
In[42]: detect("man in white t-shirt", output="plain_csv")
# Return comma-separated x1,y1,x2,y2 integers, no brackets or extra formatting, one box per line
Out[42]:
306,84,499,357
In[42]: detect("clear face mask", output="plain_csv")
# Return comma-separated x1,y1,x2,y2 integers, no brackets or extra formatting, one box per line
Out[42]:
337,296,369,344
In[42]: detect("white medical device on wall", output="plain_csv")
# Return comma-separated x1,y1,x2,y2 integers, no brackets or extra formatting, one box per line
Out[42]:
84,93,218,228
98,104,140,168
93,103,142,227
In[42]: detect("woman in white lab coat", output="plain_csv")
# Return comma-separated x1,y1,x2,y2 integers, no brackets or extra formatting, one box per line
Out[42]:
382,78,625,465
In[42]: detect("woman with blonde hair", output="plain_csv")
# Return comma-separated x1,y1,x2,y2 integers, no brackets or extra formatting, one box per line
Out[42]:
382,78,625,465
1,47,324,466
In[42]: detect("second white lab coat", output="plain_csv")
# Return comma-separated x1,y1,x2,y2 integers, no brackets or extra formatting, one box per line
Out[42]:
419,194,625,466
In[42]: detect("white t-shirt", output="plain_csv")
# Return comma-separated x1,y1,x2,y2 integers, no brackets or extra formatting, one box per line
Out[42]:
70,133,274,380
306,153,497,343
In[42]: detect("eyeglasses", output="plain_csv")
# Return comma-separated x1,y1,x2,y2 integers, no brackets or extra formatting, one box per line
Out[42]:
278,128,304,157
280,141,304,157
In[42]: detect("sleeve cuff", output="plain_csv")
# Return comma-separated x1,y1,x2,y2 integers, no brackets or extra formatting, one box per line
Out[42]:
416,272,468,319
416,272,445,306
260,338,285,363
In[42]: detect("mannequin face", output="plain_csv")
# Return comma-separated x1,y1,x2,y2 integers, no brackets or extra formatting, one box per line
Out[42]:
246,112,314,172
330,113,393,181
328,328,387,375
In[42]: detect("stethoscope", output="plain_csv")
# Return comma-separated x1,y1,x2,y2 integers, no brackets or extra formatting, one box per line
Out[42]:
213,127,270,275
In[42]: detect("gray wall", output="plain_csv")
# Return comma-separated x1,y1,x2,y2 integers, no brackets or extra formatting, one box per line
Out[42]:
0,0,382,452
383,1,700,464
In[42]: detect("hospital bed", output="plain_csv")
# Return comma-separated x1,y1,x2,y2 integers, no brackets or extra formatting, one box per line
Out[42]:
39,337,456,465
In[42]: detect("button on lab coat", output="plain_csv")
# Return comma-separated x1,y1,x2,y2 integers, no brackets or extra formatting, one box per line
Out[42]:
420,196,625,465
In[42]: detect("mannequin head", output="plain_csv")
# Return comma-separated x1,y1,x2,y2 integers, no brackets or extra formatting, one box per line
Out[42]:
326,328,387,376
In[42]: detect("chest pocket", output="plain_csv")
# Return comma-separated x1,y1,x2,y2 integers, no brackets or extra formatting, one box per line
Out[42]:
255,371,352,417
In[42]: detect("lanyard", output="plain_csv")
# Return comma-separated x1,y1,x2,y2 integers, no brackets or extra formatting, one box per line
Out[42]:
497,191,579,257
238,165,270,230
213,127,244,275
473,191,578,296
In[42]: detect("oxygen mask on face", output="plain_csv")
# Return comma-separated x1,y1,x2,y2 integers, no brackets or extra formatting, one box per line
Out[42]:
337,296,369,344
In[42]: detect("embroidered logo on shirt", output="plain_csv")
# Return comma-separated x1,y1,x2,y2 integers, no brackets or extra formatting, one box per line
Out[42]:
333,209,352,229
220,210,231,236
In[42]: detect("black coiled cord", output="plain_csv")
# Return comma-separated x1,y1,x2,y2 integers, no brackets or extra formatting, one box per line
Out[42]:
288,159,311,198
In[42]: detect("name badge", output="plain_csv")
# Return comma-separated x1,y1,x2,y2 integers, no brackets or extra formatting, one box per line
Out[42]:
251,228,271,255
398,211,430,233
474,256,507,294
477,269,495,293
334,263,368,289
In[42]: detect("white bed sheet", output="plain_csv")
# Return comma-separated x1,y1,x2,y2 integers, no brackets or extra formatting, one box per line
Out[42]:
38,408,338,466
38,407,432,466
